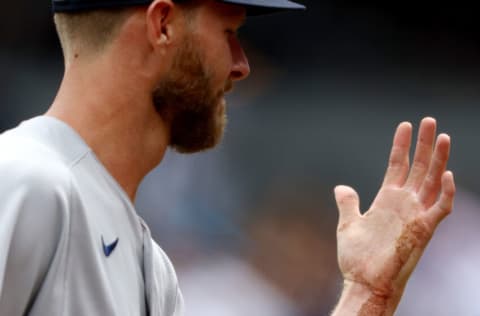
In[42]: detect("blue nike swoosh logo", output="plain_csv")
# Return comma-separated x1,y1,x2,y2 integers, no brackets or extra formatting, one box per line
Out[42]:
102,236,119,257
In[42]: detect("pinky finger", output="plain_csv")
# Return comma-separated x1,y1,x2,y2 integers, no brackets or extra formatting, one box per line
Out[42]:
427,171,456,227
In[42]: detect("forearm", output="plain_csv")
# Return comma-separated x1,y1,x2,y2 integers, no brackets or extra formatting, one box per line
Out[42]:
331,280,402,316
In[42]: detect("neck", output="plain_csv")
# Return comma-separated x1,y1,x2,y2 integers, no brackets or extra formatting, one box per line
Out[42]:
47,58,169,201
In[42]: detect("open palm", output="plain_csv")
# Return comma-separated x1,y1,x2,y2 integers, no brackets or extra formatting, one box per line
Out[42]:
334,118,455,301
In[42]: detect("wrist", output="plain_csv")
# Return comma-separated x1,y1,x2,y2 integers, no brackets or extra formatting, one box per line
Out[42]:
332,280,401,316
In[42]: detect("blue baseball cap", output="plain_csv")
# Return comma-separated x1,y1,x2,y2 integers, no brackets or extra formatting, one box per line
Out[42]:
52,0,306,15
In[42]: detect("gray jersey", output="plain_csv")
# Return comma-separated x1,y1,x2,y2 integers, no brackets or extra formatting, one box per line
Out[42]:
0,116,184,316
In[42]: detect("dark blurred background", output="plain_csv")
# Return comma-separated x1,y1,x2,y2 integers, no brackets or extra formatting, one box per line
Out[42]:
2,1,480,314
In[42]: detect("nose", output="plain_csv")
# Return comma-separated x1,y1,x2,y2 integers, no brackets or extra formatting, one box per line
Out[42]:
229,36,250,81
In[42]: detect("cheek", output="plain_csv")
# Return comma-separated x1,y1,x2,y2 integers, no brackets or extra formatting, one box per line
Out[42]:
207,40,233,84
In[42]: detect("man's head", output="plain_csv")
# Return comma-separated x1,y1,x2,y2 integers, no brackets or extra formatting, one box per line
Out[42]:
53,0,303,153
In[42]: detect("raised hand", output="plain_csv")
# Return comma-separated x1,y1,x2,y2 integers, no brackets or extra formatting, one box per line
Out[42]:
333,117,455,315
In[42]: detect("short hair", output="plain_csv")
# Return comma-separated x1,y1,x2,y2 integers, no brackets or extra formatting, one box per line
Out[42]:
53,1,199,62
54,8,133,61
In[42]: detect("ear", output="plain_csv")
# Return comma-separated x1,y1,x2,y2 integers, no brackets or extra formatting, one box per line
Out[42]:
146,0,177,49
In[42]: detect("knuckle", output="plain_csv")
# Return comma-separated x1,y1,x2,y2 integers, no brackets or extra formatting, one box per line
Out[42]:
432,154,445,166
443,182,456,197
438,200,453,214
448,186,456,196
388,156,405,168
422,174,437,188
388,147,408,166
412,159,429,172
386,163,406,177
340,193,357,204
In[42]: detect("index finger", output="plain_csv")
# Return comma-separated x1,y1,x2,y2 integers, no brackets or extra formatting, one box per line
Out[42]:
382,122,412,187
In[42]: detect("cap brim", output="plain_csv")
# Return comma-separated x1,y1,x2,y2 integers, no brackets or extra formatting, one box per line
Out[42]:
220,0,306,16
53,0,305,15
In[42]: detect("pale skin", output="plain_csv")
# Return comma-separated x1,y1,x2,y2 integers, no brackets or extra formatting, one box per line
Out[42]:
47,0,249,199
332,117,455,315
45,0,455,315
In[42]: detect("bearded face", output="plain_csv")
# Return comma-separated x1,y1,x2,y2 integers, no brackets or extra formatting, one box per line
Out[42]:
152,32,229,154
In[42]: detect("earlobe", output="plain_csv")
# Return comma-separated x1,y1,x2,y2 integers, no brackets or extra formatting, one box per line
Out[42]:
146,0,175,48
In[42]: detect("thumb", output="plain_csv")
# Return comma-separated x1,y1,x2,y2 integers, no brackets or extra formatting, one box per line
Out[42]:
334,185,361,228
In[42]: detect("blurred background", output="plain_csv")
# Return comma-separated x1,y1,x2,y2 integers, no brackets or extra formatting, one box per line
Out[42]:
1,0,480,314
